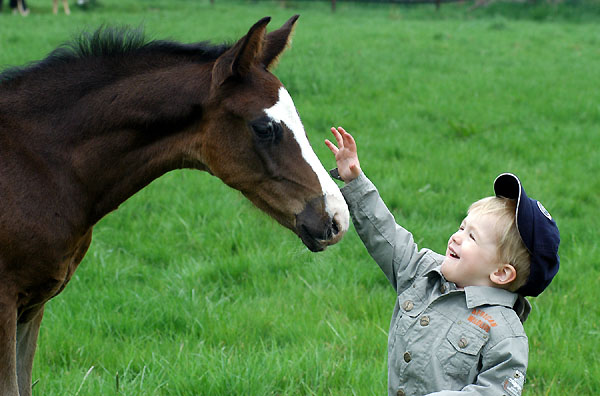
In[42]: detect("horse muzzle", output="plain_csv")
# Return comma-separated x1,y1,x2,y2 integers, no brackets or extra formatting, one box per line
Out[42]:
295,194,349,252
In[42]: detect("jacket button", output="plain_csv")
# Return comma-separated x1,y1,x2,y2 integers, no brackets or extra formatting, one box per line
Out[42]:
396,389,405,396
403,351,412,363
458,337,469,348
402,300,414,311
420,315,430,326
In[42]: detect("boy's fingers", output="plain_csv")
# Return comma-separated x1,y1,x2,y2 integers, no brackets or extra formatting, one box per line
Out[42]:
342,130,356,150
324,139,339,154
336,127,354,146
330,127,343,147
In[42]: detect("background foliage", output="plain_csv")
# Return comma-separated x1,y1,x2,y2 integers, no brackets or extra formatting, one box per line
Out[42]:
1,1,599,395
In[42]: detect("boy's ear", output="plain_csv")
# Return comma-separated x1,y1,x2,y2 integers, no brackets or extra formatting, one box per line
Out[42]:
490,264,517,286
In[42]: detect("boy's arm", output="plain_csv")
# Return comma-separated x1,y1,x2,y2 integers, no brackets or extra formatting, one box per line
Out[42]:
325,127,436,291
426,335,529,396
341,172,434,292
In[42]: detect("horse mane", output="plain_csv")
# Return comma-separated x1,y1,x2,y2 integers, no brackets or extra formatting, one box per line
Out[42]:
0,26,232,85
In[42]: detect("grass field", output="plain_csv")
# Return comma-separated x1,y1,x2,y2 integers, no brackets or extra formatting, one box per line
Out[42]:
1,1,599,395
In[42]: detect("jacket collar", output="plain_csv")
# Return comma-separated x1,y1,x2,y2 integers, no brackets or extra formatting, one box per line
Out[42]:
464,286,517,309
465,287,531,323
430,265,532,323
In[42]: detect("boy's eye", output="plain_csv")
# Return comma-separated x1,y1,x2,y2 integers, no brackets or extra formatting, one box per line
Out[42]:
470,233,476,241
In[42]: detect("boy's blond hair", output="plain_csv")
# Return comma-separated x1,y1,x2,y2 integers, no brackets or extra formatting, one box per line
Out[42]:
468,197,530,291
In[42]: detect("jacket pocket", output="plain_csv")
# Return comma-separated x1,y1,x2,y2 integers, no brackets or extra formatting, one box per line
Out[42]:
389,288,427,351
436,321,487,379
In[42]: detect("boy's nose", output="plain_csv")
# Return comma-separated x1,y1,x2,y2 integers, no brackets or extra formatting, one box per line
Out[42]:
452,232,462,244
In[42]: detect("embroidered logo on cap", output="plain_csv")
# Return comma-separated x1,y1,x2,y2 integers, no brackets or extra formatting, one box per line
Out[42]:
537,201,552,220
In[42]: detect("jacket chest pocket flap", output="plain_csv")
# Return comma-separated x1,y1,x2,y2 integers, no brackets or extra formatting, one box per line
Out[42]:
393,288,428,339
397,290,427,321
436,321,487,376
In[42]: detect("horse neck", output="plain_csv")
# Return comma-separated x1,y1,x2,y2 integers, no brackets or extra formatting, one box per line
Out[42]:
53,62,213,224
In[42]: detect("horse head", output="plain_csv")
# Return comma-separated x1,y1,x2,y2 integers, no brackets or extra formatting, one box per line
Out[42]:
196,16,349,252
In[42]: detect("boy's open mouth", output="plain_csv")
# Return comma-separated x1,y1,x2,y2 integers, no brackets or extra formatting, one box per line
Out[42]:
449,247,460,259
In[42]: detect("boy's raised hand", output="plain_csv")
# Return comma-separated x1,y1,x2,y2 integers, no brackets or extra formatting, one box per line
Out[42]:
325,126,362,182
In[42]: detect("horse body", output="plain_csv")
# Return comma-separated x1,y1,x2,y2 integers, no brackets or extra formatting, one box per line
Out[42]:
0,16,349,396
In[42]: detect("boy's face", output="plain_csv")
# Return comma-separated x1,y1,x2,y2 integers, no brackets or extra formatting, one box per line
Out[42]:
441,212,503,288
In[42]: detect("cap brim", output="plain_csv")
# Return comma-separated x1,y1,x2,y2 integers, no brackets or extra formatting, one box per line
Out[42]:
494,172,522,201
493,173,531,249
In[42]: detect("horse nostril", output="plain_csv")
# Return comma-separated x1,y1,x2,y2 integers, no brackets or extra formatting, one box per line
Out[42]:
331,219,340,236
323,225,333,240
323,218,340,241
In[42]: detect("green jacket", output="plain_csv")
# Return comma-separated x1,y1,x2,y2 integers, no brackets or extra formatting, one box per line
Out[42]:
341,172,530,396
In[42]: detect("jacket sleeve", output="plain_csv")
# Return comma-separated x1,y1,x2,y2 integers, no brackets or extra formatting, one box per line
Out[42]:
341,172,439,293
426,335,529,396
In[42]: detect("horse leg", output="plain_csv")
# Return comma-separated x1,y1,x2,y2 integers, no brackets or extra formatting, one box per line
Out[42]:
52,0,57,14
16,0,28,15
0,299,19,396
16,307,44,396
62,0,70,14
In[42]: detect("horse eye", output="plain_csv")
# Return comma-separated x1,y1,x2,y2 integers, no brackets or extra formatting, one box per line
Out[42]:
251,118,282,144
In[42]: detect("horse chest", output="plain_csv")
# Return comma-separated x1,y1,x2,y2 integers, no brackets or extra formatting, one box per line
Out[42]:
14,229,93,318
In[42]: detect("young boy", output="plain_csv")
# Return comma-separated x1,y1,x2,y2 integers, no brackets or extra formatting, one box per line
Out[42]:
325,127,560,396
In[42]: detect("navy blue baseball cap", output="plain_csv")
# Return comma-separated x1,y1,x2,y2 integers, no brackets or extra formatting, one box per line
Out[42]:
493,173,560,297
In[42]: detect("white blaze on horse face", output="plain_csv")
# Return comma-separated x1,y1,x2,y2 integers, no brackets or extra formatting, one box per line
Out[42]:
264,87,349,238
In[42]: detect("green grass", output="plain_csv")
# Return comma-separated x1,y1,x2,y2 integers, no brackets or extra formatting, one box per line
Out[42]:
2,1,599,395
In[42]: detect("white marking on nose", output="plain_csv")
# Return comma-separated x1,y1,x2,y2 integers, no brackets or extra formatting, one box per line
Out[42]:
264,87,349,237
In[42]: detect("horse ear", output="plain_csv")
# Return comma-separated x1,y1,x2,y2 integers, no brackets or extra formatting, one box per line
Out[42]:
262,15,299,71
212,17,270,89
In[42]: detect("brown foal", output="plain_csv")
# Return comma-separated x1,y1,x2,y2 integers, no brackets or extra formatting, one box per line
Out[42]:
0,16,348,395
